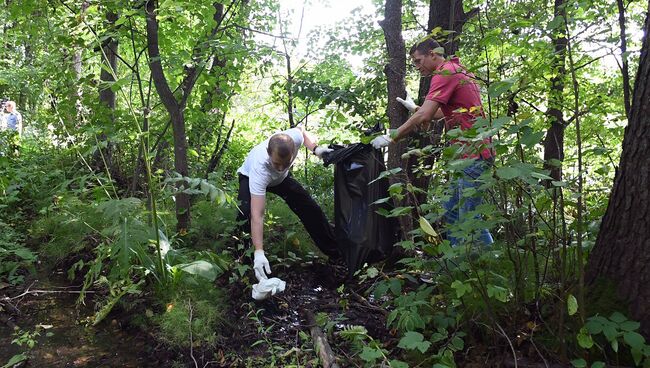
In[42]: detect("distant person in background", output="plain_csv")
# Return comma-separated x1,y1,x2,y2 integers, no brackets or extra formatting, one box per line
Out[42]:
0,100,22,156
0,100,7,130
4,101,23,137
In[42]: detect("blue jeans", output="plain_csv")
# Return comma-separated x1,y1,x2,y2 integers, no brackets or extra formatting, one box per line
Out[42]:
443,158,494,247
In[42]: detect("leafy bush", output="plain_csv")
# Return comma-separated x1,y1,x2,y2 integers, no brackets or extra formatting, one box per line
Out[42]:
154,296,226,350
31,195,103,266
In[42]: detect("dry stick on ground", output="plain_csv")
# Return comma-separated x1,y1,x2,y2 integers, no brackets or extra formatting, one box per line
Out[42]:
303,309,340,368
349,290,388,317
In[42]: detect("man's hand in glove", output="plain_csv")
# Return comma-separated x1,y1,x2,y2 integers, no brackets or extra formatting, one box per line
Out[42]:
253,249,271,281
313,145,333,159
396,95,419,113
371,134,392,149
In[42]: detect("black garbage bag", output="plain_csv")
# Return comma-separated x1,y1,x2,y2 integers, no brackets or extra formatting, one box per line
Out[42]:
323,143,399,278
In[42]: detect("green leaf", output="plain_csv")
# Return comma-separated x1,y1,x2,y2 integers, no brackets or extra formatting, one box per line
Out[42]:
619,320,640,331
631,348,643,366
450,336,464,351
389,278,402,295
519,131,545,147
369,167,402,184
610,312,627,323
585,319,603,334
571,358,587,368
451,280,472,298
496,166,520,180
390,360,409,368
488,78,517,98
398,331,431,353
623,331,645,350
365,267,379,278
1,353,28,368
567,294,578,316
419,216,438,237
591,362,605,368
577,327,594,349
487,284,508,302
548,15,565,30
530,172,554,180
176,260,220,281
359,346,383,362
603,323,618,342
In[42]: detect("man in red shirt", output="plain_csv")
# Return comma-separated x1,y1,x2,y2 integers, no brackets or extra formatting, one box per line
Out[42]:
371,38,494,247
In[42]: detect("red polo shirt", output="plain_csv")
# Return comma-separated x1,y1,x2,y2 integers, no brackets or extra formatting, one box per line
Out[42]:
425,57,493,160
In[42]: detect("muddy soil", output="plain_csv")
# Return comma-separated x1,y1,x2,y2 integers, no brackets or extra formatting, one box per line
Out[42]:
1,259,392,368
0,270,169,368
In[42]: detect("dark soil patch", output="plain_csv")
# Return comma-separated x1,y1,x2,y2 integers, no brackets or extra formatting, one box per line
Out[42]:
0,270,170,368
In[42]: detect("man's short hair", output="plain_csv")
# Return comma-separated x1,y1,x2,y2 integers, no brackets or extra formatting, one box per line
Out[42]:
267,133,294,159
409,38,444,56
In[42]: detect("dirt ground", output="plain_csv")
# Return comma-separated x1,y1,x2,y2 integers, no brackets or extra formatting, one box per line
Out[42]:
0,258,393,368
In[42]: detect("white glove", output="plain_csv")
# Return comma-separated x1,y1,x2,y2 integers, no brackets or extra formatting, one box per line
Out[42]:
313,145,333,158
252,277,287,300
253,249,271,281
371,134,392,149
396,95,418,112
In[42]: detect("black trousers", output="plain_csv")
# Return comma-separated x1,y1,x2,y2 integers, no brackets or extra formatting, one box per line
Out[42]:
237,174,339,258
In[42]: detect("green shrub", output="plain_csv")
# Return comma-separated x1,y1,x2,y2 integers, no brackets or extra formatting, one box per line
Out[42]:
154,295,225,350
187,200,239,251
31,196,102,266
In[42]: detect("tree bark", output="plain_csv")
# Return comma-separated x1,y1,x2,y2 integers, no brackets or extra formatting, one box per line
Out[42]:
616,0,631,119
95,10,119,183
145,0,191,232
379,0,413,234
427,0,478,56
586,5,650,336
543,0,568,183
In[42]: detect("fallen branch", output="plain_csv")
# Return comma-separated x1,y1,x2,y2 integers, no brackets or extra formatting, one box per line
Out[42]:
349,290,388,317
304,309,340,368
7,289,95,300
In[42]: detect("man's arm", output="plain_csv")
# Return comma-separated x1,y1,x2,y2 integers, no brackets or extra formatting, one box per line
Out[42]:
250,194,266,251
297,125,318,152
392,99,442,142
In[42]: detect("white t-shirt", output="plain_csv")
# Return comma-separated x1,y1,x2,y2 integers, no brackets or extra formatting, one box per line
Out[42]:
237,128,304,195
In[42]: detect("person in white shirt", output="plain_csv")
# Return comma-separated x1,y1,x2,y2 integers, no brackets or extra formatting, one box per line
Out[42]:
236,126,338,282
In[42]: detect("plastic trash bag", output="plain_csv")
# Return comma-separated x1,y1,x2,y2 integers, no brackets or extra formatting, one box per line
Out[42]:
323,143,399,278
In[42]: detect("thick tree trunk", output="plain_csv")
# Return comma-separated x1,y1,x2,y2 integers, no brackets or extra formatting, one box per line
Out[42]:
586,7,650,336
543,0,568,183
145,0,191,232
379,0,413,234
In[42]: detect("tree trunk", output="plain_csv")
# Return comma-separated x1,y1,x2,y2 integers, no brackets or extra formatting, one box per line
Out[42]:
95,10,119,183
145,0,191,232
427,0,478,56
379,0,413,234
586,6,650,336
616,0,631,119
543,0,568,183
